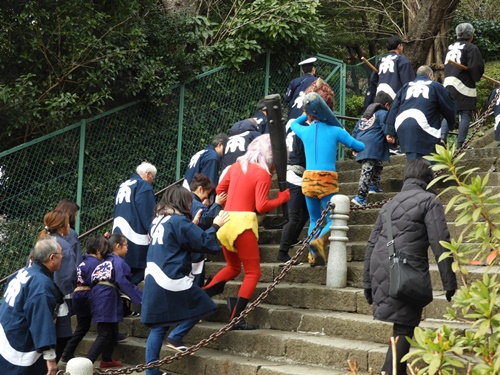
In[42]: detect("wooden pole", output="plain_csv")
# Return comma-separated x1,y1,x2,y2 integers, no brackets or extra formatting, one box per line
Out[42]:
448,60,500,86
361,57,379,74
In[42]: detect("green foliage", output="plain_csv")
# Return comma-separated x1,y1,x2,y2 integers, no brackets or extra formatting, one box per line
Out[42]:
0,1,210,151
403,145,500,374
455,0,500,62
345,95,364,118
450,17,500,63
209,0,327,68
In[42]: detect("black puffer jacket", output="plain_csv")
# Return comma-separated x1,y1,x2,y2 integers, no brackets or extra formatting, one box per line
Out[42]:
363,178,457,327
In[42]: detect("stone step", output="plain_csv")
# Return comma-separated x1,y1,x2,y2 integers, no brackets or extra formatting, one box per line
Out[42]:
198,279,460,321
76,333,374,375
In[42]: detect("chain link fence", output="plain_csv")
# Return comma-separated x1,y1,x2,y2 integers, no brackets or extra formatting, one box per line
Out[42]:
0,51,345,280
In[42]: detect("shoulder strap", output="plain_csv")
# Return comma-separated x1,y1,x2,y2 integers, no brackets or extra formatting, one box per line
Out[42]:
384,200,396,257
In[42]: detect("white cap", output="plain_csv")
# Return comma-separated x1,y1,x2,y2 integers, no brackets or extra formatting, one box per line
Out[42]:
298,57,317,66
66,357,94,375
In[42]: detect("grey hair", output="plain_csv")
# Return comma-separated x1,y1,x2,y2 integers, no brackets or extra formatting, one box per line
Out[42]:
456,23,474,40
32,237,59,263
136,162,157,177
237,134,274,174
416,65,433,77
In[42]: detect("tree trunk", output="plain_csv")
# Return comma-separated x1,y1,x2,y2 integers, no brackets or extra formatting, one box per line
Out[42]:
403,0,459,72
160,0,198,14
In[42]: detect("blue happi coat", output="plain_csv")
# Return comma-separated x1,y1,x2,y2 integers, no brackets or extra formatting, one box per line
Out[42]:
184,145,221,189
141,214,221,326
190,194,223,285
220,119,262,175
252,111,269,134
386,74,456,156
352,104,391,162
73,255,101,317
0,263,57,375
443,40,484,111
89,253,142,323
284,73,317,120
365,52,415,108
113,173,155,269
488,88,500,142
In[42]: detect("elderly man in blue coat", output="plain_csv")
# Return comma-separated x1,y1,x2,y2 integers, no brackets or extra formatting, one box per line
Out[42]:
0,237,62,375
112,162,156,285
386,65,456,160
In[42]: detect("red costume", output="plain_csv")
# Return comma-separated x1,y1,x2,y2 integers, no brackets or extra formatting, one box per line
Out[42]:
204,161,288,299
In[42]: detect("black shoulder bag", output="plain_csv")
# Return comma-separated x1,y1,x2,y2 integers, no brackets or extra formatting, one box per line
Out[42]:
385,201,433,307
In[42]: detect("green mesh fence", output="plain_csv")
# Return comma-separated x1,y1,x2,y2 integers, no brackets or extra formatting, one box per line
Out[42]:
0,51,345,281
345,56,380,96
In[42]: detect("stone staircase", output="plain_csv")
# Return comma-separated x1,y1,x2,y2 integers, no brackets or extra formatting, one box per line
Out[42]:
76,128,500,375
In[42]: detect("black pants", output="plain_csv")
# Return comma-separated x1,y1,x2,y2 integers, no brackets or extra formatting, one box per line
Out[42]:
61,315,92,362
86,322,118,363
279,183,309,253
381,323,415,375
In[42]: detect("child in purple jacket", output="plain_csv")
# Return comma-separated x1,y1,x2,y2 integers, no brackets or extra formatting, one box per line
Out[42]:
87,233,142,368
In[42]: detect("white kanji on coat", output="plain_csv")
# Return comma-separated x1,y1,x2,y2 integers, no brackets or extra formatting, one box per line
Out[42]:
406,80,432,100
379,55,398,74
188,150,206,168
292,91,306,110
115,179,137,204
150,216,171,246
225,132,250,154
4,269,31,307
445,42,465,65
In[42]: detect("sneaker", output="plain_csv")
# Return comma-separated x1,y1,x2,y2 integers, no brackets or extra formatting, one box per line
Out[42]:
351,196,367,206
390,148,404,156
100,359,123,368
368,186,383,194
165,337,188,353
116,332,129,341
277,251,291,263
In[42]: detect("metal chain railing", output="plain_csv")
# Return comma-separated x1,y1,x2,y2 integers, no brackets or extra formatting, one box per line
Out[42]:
88,202,334,375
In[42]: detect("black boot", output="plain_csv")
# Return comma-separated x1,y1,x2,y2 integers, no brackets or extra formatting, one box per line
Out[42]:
229,297,257,330
203,280,227,297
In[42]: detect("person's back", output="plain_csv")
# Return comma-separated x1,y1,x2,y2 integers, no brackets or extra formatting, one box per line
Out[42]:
442,22,485,148
284,57,318,121
352,102,391,163
363,159,457,375
386,66,456,158
220,119,261,177
351,92,394,206
364,35,415,108
443,23,484,111
292,117,363,172
183,133,228,189
112,162,156,285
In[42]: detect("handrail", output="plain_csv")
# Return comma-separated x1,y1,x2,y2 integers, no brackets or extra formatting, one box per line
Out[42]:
0,178,184,286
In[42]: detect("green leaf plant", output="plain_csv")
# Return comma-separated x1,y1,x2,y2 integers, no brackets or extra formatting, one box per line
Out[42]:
402,144,500,374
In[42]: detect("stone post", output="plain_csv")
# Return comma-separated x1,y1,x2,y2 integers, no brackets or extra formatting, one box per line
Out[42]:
326,194,350,288
64,357,94,375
